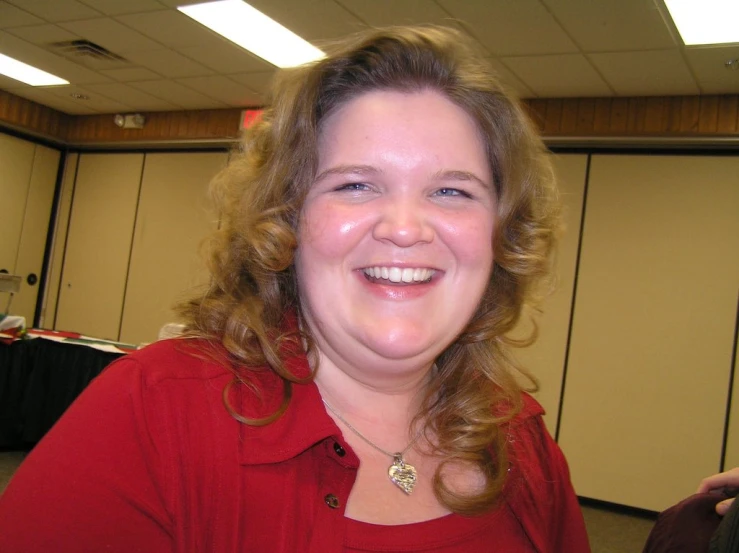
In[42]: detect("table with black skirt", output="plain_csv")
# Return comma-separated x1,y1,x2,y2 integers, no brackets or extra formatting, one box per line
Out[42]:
0,332,129,448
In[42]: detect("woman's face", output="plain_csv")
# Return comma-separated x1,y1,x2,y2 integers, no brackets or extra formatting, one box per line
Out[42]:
296,89,496,377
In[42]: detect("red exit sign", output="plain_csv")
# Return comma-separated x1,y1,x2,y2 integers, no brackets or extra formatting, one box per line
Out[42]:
241,109,264,129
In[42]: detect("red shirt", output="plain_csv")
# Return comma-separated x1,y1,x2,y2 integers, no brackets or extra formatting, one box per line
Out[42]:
344,503,535,551
0,338,590,552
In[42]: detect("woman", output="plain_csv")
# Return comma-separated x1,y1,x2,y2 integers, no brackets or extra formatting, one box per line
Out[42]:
0,26,590,552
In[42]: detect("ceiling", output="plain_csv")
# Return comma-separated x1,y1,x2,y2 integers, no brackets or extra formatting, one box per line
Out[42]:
0,0,738,115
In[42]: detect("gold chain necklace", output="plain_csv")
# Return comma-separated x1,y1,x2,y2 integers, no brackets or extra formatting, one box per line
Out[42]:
322,399,421,495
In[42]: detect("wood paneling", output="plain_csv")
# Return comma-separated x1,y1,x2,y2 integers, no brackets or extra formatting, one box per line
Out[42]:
3,88,739,144
65,109,243,144
523,95,739,136
0,90,244,144
0,91,68,140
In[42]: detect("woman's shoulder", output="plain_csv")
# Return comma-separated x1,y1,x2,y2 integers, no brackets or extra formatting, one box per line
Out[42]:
518,392,545,421
502,393,555,467
495,392,546,426
110,337,234,388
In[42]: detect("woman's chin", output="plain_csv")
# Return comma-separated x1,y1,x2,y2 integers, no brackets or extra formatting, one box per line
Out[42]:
360,329,449,363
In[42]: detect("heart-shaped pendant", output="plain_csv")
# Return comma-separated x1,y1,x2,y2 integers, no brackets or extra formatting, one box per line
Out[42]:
388,455,417,495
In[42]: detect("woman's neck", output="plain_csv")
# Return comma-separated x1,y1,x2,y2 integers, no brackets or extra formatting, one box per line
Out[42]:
313,354,433,437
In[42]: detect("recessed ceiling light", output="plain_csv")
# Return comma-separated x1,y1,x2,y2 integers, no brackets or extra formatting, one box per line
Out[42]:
0,53,69,86
664,0,739,46
178,0,325,68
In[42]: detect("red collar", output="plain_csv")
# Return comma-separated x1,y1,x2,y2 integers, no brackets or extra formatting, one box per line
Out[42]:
225,342,343,466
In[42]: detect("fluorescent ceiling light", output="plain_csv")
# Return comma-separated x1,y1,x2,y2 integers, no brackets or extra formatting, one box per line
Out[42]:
664,0,739,46
178,0,325,68
0,53,69,86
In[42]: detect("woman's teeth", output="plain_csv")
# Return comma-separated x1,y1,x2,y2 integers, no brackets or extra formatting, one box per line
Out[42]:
362,267,435,283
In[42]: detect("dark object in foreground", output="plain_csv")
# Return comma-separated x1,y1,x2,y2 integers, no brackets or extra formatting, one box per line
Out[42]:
642,491,738,553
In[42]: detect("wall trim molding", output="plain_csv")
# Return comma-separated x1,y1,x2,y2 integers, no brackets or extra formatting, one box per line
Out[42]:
2,89,739,149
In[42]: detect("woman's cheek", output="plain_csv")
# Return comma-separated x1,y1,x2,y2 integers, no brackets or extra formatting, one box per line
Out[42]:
442,215,495,263
300,202,368,257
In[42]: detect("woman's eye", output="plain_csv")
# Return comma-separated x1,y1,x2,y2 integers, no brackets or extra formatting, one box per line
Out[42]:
335,182,370,192
435,187,471,198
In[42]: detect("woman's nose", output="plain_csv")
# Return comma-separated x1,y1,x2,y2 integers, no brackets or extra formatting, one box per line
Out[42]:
371,197,434,247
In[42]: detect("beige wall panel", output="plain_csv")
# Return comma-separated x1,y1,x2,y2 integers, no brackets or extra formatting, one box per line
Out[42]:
55,154,143,340
558,155,739,512
13,145,61,323
42,153,78,328
0,133,35,277
512,153,588,434
724,324,739,470
119,152,226,345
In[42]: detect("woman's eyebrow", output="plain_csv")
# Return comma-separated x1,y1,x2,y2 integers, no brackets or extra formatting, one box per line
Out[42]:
314,164,382,183
432,169,492,189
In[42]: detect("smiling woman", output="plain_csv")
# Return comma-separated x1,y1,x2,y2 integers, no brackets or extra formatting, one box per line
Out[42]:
298,89,496,384
0,26,589,553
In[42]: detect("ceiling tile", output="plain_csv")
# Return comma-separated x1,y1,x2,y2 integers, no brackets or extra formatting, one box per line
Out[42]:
116,9,223,48
11,87,99,114
59,17,163,54
84,81,179,110
5,0,102,22
684,47,739,94
98,66,161,81
50,61,115,85
336,0,456,28
437,0,578,56
590,49,700,96
78,0,167,16
503,54,613,97
0,1,735,113
486,58,535,99
227,71,277,95
541,0,676,52
0,73,27,89
39,83,134,111
5,23,80,45
155,0,202,6
246,0,366,42
0,30,113,84
0,1,43,27
179,40,274,73
130,79,228,109
176,75,263,107
123,49,214,78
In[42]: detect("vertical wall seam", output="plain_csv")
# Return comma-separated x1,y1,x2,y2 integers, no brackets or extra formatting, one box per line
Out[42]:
719,292,739,472
51,152,81,330
117,154,146,343
34,148,67,327
555,154,592,443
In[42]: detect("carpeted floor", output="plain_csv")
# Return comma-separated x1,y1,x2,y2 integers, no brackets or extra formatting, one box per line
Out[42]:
581,501,656,553
0,450,655,550
0,450,27,495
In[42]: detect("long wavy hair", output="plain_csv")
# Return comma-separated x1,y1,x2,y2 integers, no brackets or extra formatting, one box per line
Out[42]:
178,25,559,515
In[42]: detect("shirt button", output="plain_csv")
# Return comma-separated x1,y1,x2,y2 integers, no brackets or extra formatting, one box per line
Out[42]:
333,442,346,457
324,494,340,509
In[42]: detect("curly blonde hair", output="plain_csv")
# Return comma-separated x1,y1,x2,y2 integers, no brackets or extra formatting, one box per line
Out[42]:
179,25,559,515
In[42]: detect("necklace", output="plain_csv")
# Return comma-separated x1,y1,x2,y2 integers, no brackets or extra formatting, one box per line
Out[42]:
322,399,421,495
